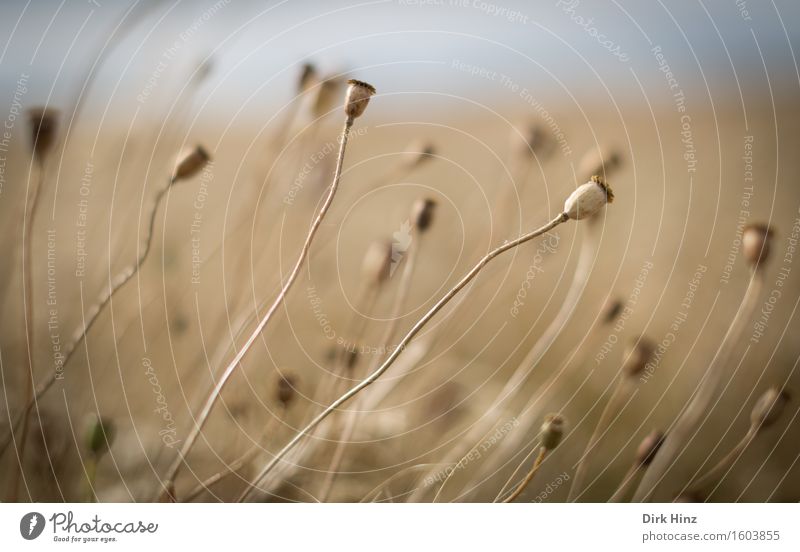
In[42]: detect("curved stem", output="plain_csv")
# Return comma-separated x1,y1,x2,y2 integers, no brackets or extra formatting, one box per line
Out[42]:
500,446,547,503
182,408,284,502
609,463,641,503
633,271,763,502
1,177,175,459
426,228,595,502
160,117,355,497
239,212,570,502
568,378,626,502
317,238,422,501
8,161,45,501
688,426,757,494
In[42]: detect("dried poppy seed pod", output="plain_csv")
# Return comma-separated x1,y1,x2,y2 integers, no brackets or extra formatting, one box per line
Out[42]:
411,198,436,232
742,223,774,268
343,79,376,120
276,374,297,408
635,430,665,466
312,76,343,118
28,107,59,161
750,387,790,430
578,147,622,180
601,297,624,325
172,145,210,183
362,240,392,285
405,140,436,168
540,413,565,450
564,176,614,220
84,414,115,457
512,123,547,158
622,337,656,378
298,62,317,93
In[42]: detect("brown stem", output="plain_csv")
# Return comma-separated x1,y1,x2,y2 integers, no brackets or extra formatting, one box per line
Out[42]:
501,446,547,503
239,212,570,502
609,463,641,503
1,177,175,459
688,426,757,494
8,160,45,501
568,378,627,502
160,117,355,497
317,237,422,501
633,271,763,502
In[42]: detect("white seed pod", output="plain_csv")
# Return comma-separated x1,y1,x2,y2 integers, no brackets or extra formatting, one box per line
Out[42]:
344,79,376,120
750,387,790,430
742,223,774,268
540,413,566,450
563,176,614,220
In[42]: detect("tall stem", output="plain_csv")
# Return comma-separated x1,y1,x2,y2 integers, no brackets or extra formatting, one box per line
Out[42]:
161,117,355,496
239,212,570,502
8,160,45,501
318,238,422,501
1,178,175,458
568,378,626,502
500,446,547,503
688,427,757,494
633,272,763,502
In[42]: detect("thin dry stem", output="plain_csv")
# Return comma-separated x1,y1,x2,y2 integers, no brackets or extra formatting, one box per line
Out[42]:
1,178,177,459
425,228,596,502
160,116,356,497
9,161,45,501
500,446,548,503
609,463,641,502
568,378,627,502
688,426,757,494
633,271,764,502
317,236,422,501
239,212,570,501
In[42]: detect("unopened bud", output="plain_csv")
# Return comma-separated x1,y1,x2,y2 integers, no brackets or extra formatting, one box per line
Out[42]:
28,107,59,161
564,176,614,220
411,198,436,232
276,373,297,408
312,76,343,118
601,297,623,325
742,224,774,268
540,413,565,450
750,387,790,430
298,62,317,93
343,79,376,120
172,145,210,182
635,430,665,466
404,140,436,169
84,413,115,457
622,337,656,378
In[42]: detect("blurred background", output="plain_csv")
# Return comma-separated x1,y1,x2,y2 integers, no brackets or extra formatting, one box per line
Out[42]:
0,0,799,503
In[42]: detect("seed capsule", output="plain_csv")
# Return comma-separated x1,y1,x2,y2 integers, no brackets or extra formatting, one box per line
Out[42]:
344,79,376,120
750,387,790,430
172,145,210,182
540,413,566,450
742,223,774,268
563,176,614,220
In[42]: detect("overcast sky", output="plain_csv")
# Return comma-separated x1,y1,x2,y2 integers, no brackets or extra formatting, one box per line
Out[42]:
1,0,798,122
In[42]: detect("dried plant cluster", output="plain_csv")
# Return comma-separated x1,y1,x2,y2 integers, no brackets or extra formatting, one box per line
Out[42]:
0,56,795,506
